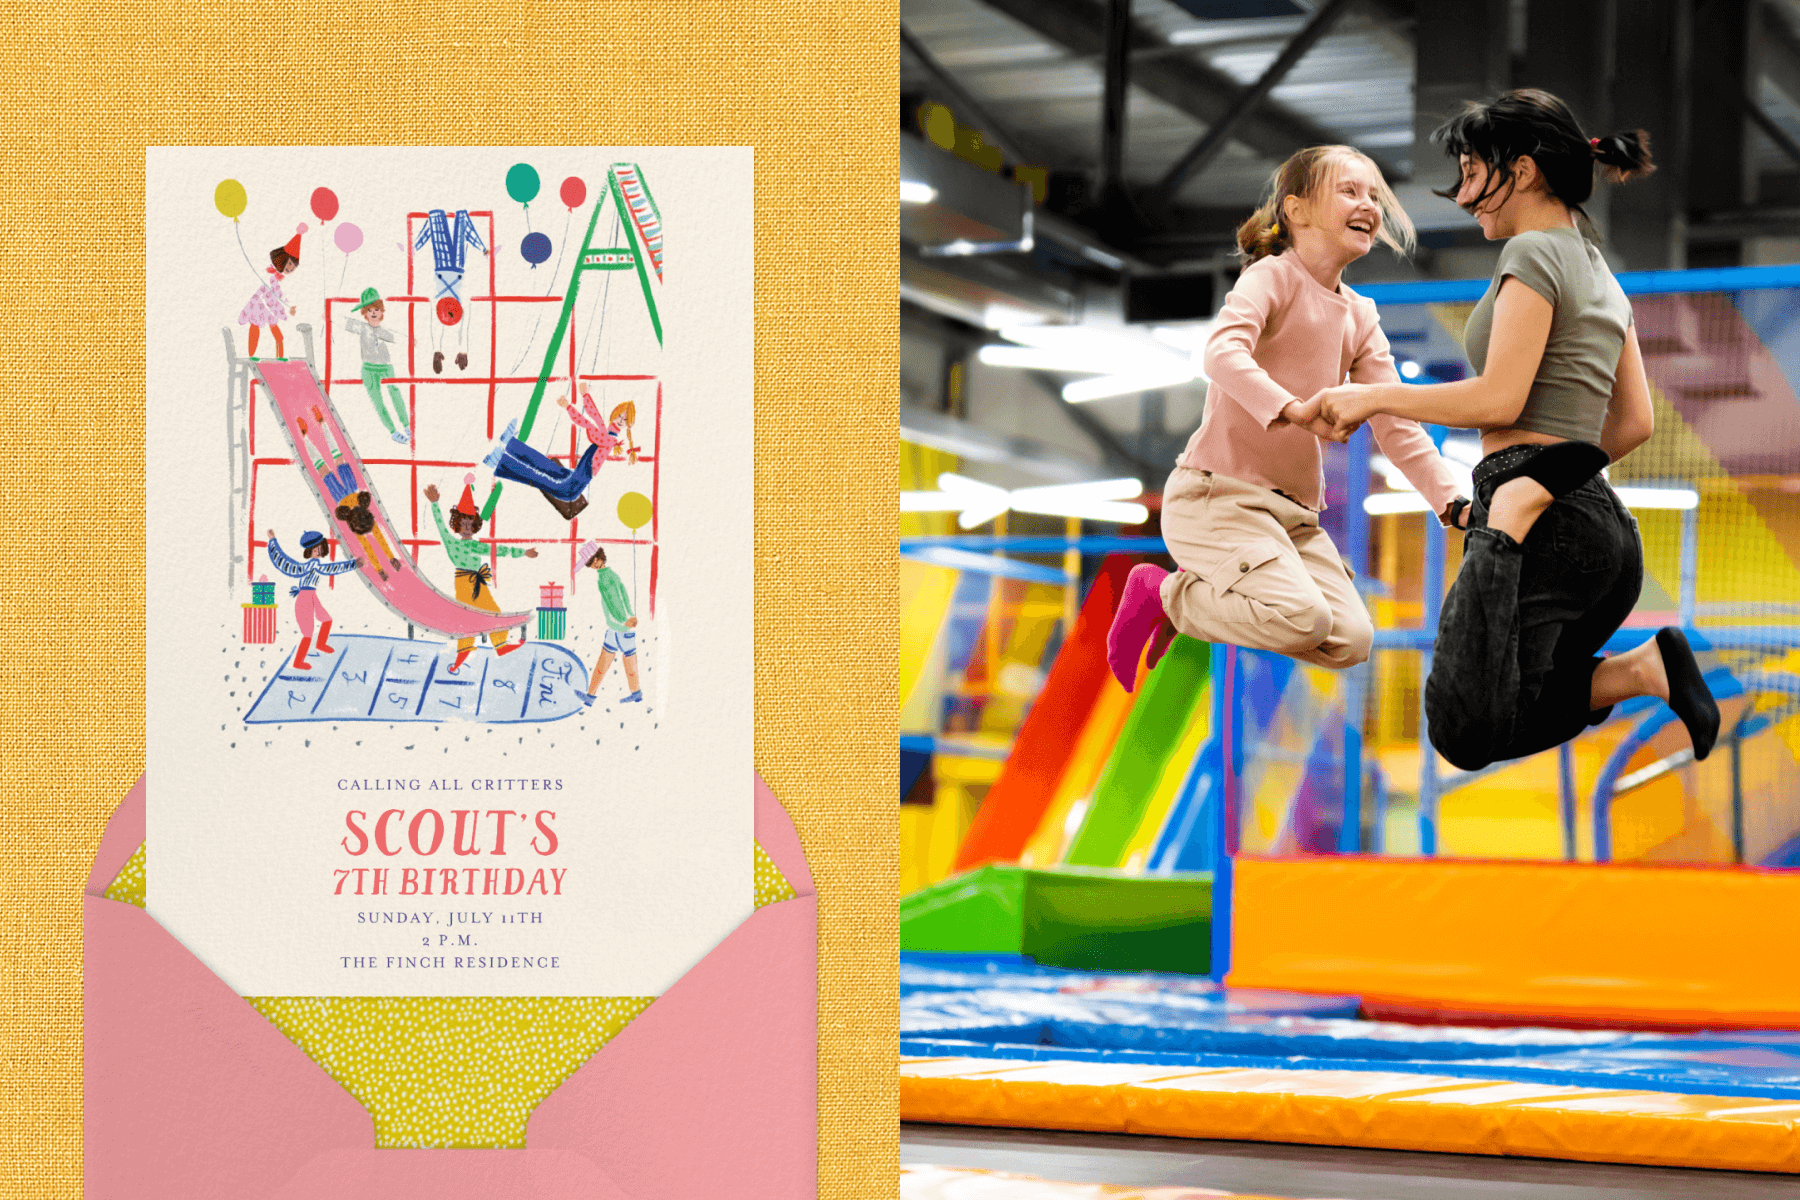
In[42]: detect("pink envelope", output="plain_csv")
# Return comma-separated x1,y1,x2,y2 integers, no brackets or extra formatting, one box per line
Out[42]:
85,773,816,1199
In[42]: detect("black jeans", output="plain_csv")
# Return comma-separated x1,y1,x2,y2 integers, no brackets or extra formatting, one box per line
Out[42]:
1425,444,1644,771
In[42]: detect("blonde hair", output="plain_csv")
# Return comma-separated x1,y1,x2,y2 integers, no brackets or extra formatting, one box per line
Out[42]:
608,401,636,426
1235,146,1416,266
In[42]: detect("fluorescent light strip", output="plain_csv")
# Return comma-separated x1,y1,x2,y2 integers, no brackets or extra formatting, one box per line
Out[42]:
1365,486,1701,516
1615,487,1699,510
1363,492,1433,515
1064,369,1196,403
906,476,1151,526
900,180,937,204
977,345,1123,374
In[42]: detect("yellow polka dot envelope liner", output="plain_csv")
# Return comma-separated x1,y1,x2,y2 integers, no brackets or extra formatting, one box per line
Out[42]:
84,773,816,1197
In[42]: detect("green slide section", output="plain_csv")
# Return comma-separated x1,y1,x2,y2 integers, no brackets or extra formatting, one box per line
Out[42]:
1064,636,1211,867
900,863,1028,955
902,864,1213,974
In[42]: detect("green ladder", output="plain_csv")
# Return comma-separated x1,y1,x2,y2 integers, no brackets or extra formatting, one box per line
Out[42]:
482,163,663,520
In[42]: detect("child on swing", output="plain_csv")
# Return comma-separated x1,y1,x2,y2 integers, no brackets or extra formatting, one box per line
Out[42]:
1107,145,1464,690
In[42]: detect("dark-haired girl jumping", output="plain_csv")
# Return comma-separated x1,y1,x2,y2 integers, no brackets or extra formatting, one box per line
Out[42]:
1316,88,1719,772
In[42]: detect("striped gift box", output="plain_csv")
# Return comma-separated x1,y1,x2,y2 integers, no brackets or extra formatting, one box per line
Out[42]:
537,607,567,641
242,604,277,645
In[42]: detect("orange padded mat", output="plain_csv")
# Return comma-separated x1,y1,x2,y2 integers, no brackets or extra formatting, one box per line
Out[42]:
1227,856,1800,1030
901,1056,1800,1173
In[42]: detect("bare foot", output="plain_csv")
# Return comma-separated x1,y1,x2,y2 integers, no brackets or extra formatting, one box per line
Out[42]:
1486,476,1554,542
1590,637,1669,708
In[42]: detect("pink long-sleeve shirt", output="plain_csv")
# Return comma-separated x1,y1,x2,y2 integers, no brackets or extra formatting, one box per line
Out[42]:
1184,250,1458,514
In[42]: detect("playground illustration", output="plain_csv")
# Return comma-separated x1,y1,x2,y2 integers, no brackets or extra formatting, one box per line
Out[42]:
218,161,666,726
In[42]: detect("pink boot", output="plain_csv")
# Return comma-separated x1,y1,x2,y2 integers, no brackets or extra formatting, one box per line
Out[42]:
1107,563,1169,691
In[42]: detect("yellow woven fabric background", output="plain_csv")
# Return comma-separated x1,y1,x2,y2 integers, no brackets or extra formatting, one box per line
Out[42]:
0,6,897,1196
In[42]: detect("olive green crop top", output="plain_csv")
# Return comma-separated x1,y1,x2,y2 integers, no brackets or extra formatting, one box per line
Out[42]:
1462,226,1632,444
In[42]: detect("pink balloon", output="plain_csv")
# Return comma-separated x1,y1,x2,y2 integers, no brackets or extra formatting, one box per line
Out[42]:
310,187,339,222
560,176,586,210
334,222,363,254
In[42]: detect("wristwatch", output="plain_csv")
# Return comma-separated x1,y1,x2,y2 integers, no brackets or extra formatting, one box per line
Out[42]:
1440,496,1471,529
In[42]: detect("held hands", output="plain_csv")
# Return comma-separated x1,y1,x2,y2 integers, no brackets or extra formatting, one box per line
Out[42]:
1315,383,1380,437
1275,395,1351,444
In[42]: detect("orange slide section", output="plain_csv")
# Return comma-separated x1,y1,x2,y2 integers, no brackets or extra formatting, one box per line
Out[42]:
953,556,1132,871
1229,856,1800,1030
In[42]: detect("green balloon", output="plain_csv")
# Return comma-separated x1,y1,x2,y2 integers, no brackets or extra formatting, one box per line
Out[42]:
505,163,541,205
617,492,654,531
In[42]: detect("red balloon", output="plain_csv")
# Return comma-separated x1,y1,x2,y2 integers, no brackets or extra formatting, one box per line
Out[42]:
311,187,339,222
436,297,464,327
560,176,586,210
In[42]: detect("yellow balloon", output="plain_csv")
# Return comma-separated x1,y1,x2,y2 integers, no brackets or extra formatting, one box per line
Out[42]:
617,491,653,531
214,179,247,221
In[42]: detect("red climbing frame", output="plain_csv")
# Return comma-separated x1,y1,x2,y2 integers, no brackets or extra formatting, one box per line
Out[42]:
243,209,662,617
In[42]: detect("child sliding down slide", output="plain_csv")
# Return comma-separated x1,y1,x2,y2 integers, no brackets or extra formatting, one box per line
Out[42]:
1107,145,1463,690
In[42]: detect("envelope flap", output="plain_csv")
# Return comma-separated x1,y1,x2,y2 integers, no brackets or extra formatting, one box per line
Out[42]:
528,895,818,1198
86,774,146,897
85,896,373,1198
755,772,814,897
271,1148,635,1199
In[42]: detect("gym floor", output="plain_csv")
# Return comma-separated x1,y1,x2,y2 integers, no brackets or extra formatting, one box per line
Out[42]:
902,1123,1800,1200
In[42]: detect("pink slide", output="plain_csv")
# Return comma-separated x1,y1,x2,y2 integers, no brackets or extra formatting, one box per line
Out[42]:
252,360,531,640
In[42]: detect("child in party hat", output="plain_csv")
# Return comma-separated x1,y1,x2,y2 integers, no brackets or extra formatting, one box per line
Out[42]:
423,474,537,674
238,224,305,360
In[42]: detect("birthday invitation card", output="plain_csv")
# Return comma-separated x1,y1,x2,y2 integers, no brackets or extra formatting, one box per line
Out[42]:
144,147,753,997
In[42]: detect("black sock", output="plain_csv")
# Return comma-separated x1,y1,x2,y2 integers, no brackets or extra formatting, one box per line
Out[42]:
1656,627,1720,761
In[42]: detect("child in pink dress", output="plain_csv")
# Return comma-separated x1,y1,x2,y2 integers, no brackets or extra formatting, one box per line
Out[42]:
1107,146,1465,690
239,224,306,359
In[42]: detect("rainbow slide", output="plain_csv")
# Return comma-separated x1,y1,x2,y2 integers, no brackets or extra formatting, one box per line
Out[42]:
252,359,532,640
937,554,1224,876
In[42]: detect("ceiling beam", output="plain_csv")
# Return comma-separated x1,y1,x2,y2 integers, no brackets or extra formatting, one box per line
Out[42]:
1762,2,1800,112
972,0,1403,185
901,23,1042,167
1150,0,1357,203
1100,0,1133,206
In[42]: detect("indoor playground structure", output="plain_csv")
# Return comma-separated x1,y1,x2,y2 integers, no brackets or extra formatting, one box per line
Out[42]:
221,165,665,722
900,262,1800,1175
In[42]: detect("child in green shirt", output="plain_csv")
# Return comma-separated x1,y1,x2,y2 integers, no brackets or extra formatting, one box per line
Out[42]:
576,540,642,706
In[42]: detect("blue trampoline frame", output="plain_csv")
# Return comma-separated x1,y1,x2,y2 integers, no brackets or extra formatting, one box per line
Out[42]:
901,261,1800,982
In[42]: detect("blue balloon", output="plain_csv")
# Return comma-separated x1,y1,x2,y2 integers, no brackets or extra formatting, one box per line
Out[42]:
521,231,553,266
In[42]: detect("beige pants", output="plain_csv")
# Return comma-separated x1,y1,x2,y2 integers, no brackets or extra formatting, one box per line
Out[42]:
1158,467,1373,670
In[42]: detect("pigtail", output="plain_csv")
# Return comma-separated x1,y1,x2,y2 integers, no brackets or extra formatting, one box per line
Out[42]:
1235,200,1291,266
1594,129,1656,184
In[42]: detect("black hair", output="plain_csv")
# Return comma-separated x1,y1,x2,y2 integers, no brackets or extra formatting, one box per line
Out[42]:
587,545,607,567
1432,89,1654,234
